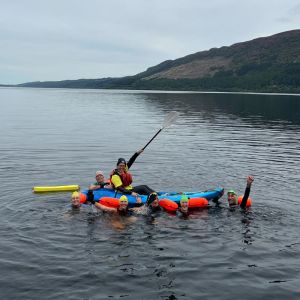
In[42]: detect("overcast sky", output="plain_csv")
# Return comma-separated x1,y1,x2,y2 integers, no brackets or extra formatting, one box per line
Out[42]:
1,0,299,84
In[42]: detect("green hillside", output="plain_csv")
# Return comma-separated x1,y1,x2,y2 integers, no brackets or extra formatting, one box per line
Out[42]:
18,30,300,93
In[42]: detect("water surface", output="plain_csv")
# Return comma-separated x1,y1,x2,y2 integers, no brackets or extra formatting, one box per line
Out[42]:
0,88,299,299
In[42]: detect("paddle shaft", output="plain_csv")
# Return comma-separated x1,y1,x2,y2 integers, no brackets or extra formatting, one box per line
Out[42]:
142,128,162,150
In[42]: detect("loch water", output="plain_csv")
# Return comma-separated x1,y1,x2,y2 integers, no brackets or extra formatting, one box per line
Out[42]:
0,87,300,300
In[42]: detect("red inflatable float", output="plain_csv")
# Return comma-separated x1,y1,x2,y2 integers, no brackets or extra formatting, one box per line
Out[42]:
159,197,209,212
188,197,208,208
238,195,252,207
99,197,120,208
159,199,178,212
80,193,87,204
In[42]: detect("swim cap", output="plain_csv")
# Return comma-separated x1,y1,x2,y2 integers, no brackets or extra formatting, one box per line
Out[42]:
227,190,236,195
146,193,158,206
95,170,104,176
72,191,79,198
117,158,127,166
119,195,128,203
180,195,189,203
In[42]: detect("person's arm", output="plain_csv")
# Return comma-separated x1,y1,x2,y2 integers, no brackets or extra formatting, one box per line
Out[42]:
129,197,144,212
89,184,101,190
127,149,143,169
132,197,143,207
86,190,117,212
240,176,254,209
89,182,110,190
94,202,117,213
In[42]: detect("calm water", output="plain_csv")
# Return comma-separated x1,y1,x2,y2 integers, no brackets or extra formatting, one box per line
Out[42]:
0,88,300,299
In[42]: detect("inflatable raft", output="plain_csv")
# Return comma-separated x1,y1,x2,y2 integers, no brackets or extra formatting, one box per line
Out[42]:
81,187,224,206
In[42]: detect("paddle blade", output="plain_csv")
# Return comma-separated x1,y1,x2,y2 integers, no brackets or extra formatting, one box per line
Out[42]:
142,111,179,150
162,111,179,129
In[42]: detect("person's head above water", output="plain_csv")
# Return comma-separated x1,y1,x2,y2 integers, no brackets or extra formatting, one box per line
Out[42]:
118,195,129,211
71,191,81,208
146,193,159,208
179,195,189,212
227,190,238,206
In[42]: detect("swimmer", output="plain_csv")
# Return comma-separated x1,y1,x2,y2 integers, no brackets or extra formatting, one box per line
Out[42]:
178,195,189,214
145,193,162,213
71,191,82,209
87,192,142,216
227,175,254,209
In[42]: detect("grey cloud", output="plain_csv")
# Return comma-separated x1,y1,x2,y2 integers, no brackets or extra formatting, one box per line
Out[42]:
1,0,300,84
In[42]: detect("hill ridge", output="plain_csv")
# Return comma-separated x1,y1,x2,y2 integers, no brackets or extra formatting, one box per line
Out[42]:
16,29,300,93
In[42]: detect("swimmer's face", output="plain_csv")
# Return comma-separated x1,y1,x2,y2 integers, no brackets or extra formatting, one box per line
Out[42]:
151,199,159,207
180,201,189,212
119,200,128,211
71,195,80,208
227,193,238,206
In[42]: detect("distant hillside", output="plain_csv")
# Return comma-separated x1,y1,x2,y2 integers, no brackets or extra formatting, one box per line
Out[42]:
18,30,300,93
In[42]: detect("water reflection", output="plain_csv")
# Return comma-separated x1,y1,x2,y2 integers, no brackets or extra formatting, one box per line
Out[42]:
139,92,300,127
1,88,300,299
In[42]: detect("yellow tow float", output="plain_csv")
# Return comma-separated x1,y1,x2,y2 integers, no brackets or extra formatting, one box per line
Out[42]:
33,185,80,193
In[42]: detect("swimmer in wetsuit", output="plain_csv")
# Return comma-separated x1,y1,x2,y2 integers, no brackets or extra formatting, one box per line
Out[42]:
227,176,254,209
86,192,142,216
145,193,162,213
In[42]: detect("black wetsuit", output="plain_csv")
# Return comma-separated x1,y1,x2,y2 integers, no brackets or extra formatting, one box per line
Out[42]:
240,185,251,209
176,209,189,218
149,205,162,213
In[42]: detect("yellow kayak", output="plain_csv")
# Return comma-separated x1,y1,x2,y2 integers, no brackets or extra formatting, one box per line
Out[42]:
33,185,80,193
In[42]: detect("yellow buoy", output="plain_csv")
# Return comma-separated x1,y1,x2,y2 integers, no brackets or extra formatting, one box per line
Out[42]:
33,185,80,193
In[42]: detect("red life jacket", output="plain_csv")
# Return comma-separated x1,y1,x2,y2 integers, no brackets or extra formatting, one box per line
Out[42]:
110,169,133,188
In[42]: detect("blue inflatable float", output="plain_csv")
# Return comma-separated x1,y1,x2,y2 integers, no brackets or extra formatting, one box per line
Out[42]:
82,187,224,206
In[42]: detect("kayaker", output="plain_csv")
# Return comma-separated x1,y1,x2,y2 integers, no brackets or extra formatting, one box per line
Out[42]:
110,149,156,198
227,175,254,209
89,170,112,190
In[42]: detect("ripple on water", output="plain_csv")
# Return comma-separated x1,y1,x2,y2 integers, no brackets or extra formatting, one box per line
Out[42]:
1,89,300,299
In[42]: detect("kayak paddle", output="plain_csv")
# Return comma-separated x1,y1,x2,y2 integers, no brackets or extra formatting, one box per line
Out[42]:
142,111,179,150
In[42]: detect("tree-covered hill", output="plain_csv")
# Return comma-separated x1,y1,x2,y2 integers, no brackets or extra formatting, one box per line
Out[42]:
17,30,300,93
